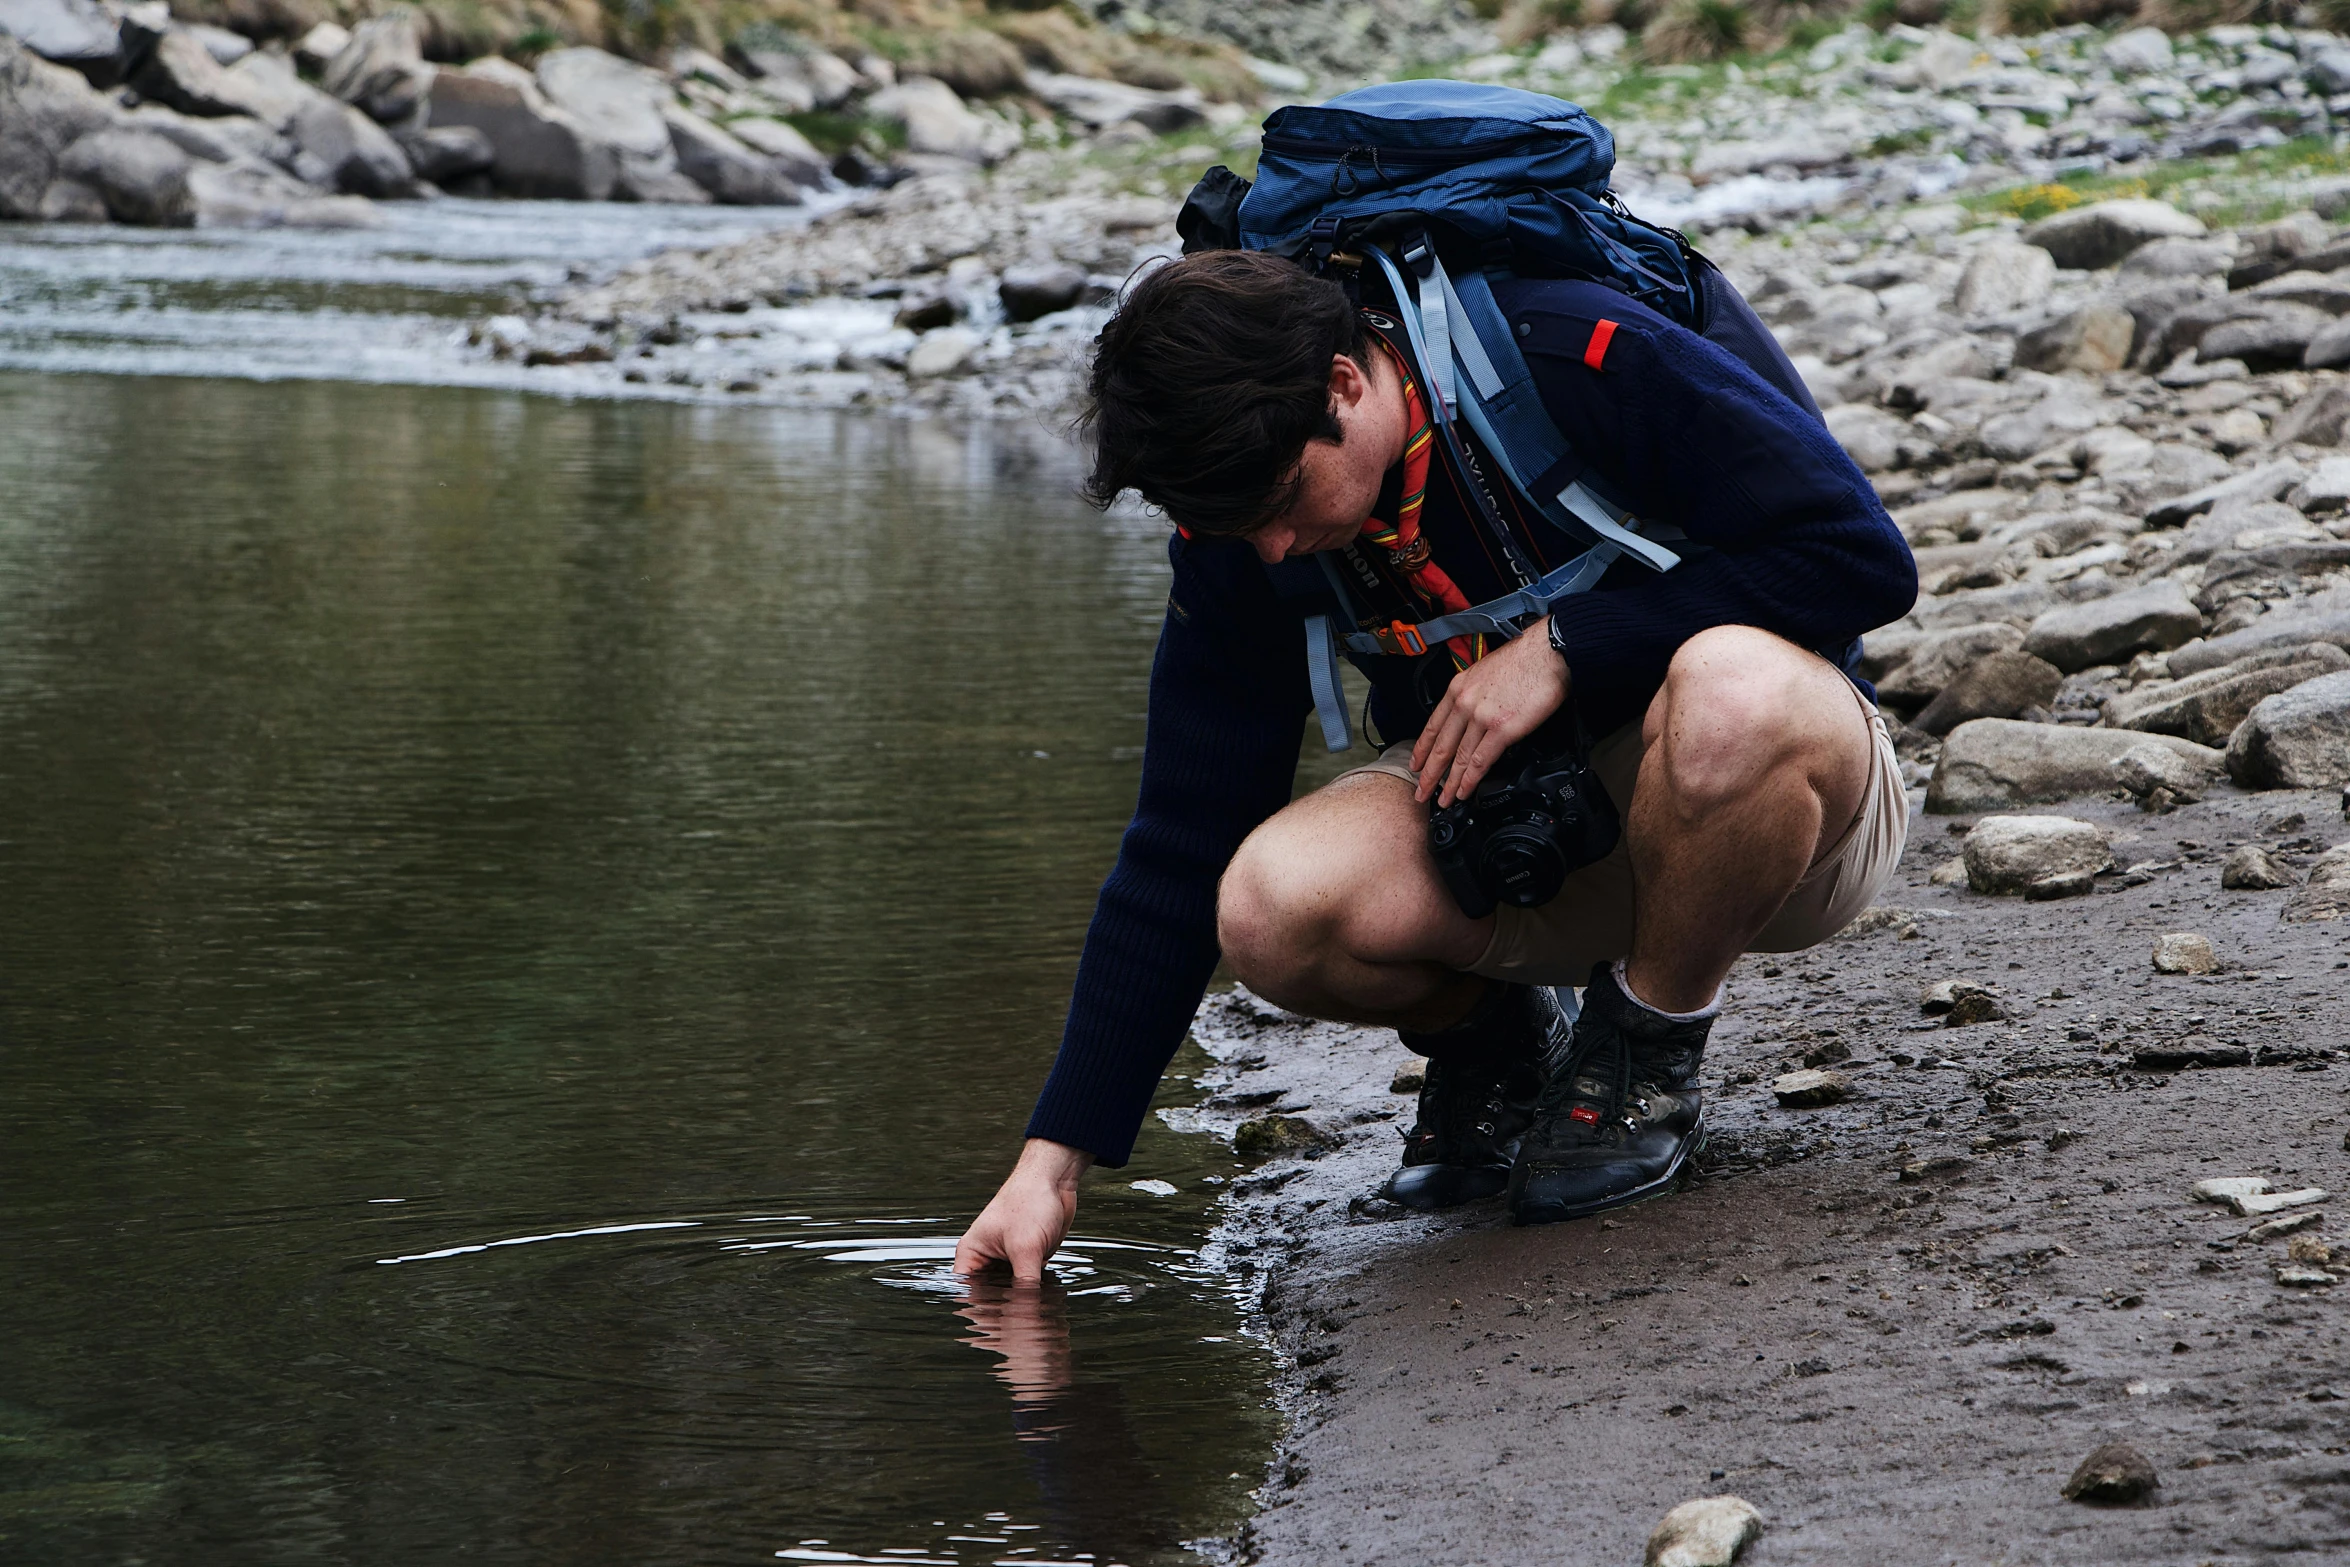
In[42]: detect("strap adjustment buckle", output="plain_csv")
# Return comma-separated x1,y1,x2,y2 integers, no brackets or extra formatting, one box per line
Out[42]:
1372,619,1430,657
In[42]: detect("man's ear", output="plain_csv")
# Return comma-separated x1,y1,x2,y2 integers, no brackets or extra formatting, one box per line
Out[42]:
1327,352,1369,427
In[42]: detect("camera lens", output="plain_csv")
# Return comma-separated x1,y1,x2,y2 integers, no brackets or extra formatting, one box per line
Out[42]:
1482,825,1568,908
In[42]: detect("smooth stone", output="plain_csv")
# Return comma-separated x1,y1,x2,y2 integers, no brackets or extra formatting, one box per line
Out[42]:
2112,740,2211,803
664,106,798,205
905,325,980,378
1952,240,2055,317
1913,650,2062,737
999,261,1086,323
2227,672,2350,789
2192,1176,2271,1203
1878,622,2025,705
2282,844,2350,922
322,11,430,126
1963,815,2112,896
2247,1210,2324,1241
535,46,672,160
2223,845,2295,890
1645,1494,1764,1567
1928,720,2221,814
2014,304,2135,373
427,61,616,201
2062,1441,2159,1504
2025,199,2205,270
2168,613,2350,677
2023,581,2204,672
1770,1068,1851,1108
2236,1187,2329,1216
2108,651,2350,748
288,96,412,197
2152,932,2217,973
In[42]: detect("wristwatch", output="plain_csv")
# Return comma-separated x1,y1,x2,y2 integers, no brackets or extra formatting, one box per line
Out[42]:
1544,613,1572,670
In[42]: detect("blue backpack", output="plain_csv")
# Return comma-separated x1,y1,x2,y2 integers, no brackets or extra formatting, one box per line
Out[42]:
1177,82,1795,752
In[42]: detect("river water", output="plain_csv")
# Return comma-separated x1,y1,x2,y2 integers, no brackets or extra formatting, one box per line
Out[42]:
0,205,1284,1566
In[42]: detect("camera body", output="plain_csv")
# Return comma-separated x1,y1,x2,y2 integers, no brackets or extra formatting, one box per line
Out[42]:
1426,722,1620,919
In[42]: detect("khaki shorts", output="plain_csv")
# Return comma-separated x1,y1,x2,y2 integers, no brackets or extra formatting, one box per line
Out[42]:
1337,681,1908,986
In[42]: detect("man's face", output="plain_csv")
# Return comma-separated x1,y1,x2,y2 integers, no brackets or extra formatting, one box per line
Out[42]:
1240,350,1406,566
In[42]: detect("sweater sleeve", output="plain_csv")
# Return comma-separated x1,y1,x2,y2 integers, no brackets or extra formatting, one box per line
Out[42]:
1500,284,1918,736
1024,534,1310,1167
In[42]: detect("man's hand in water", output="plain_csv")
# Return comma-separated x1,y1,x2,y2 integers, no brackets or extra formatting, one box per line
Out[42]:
954,1138,1092,1283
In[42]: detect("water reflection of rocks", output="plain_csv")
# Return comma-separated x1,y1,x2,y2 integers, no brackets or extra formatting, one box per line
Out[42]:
956,1277,1181,1563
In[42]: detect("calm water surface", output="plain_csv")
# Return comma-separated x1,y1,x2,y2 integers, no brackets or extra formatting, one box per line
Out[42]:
0,368,1283,1565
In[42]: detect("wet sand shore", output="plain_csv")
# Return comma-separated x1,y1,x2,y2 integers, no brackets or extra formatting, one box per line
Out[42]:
1184,783,2350,1565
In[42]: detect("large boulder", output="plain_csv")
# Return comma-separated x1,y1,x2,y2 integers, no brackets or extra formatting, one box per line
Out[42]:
1963,815,2114,895
131,29,306,122
57,123,190,223
425,59,615,200
2014,304,2134,373
2106,646,2350,747
321,10,430,127
1951,239,2055,317
1876,622,2026,706
0,0,121,70
394,123,490,184
1927,719,2222,813
187,155,376,227
724,115,827,186
0,31,118,219
1026,68,1206,133
2198,303,2332,371
2168,610,2350,676
2225,670,2350,788
868,75,1016,163
289,96,411,196
734,44,860,112
1912,650,2063,736
2022,581,2204,672
2283,845,2350,922
535,46,669,159
663,106,796,205
1000,261,1086,322
2024,199,2206,271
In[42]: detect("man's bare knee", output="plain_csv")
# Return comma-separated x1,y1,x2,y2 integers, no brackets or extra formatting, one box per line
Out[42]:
1646,630,1830,807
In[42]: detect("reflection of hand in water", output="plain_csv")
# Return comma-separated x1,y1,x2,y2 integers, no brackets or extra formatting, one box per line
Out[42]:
954,1275,1075,1423
952,1274,1177,1557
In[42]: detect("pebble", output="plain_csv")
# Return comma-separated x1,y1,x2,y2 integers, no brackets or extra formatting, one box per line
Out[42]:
1388,1059,1426,1094
1233,1113,1333,1157
1129,1179,1178,1196
1771,1068,1851,1108
2152,932,2218,974
1643,1495,1763,1567
2061,1440,2159,1505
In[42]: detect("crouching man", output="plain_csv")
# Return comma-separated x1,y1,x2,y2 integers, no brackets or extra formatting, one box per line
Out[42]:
955,249,1917,1280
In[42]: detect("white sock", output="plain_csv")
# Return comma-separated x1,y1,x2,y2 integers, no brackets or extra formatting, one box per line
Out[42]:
1611,958,1722,1022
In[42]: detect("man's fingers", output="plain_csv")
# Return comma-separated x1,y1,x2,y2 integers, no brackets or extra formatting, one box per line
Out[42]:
952,1229,1000,1277
1415,707,1473,803
1008,1236,1048,1286
1409,688,1458,775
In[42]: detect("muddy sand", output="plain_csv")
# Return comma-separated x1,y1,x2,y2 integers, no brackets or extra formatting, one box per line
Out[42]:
1182,783,2350,1566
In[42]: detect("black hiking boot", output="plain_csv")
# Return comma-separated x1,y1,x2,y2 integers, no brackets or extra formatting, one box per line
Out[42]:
1506,963,1710,1226
1379,983,1567,1212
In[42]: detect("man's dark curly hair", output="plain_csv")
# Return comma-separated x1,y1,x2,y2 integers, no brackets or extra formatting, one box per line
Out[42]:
1079,251,1367,536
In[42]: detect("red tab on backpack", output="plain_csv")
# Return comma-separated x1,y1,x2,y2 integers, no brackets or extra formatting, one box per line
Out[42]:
1583,319,1619,371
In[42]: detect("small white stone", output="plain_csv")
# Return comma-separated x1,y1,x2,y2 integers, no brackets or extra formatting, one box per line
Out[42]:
2192,1176,2272,1204
2278,1263,2338,1287
2153,932,2218,974
905,326,979,378
1129,1179,1177,1197
1645,1495,1764,1567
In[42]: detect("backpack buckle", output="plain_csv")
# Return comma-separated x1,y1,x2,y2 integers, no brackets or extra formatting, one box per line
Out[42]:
1307,214,1343,269
1373,620,1429,657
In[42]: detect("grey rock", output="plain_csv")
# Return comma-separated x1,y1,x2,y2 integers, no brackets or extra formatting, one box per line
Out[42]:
2063,1441,2158,1505
536,47,671,161
394,124,491,185
2196,545,2350,615
1644,1494,1763,1567
321,11,429,127
999,261,1085,322
1963,814,2114,895
2227,671,2350,788
1908,581,2059,632
906,324,980,377
2309,47,2350,96
57,123,189,224
2246,270,2350,315
2147,460,2306,529
1928,720,2221,813
0,0,119,66
1824,402,1905,473
132,29,284,120
2283,844,2350,921
2106,649,2350,746
2152,931,2218,973
124,103,278,164
868,76,1014,164
664,106,797,205
2014,305,2135,374
2222,844,2295,889
610,151,707,204
2200,304,2332,371
1952,240,2054,317
1233,1112,1335,1156
2117,235,2236,280
724,116,827,186
1913,650,2063,736
289,97,412,197
183,21,247,66
2113,740,2212,802
2101,25,2173,75
1878,623,2026,706
1770,1068,1851,1108
2023,582,2204,673
2291,456,2350,514
0,31,117,220
183,155,374,228
292,20,348,76
426,61,616,201
2025,199,2206,271
736,45,860,112
2168,612,2350,676
2273,382,2350,444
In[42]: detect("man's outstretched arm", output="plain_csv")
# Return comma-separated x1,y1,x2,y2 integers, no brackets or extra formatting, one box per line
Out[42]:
956,534,1307,1277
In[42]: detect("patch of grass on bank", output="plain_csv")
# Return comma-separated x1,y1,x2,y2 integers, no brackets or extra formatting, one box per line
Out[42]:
1962,137,2350,229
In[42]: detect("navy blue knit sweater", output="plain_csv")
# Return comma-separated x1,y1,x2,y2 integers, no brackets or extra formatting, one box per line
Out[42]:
1028,275,1918,1166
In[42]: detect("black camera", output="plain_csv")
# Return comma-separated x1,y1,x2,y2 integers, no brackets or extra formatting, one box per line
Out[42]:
1426,721,1620,919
